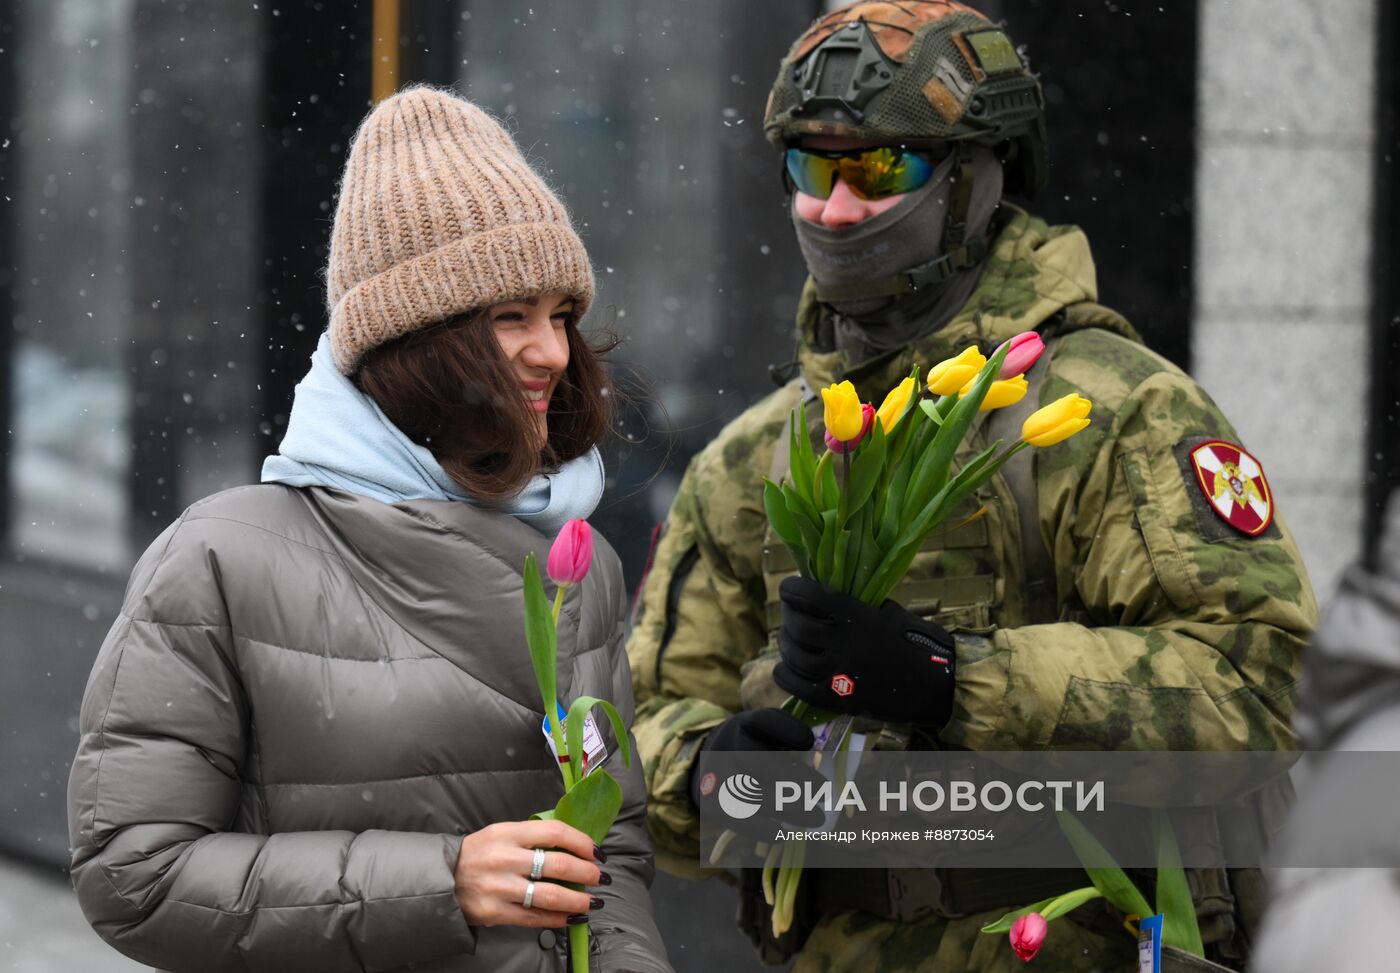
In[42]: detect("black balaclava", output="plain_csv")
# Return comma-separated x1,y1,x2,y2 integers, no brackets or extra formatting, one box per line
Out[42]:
791,145,1004,362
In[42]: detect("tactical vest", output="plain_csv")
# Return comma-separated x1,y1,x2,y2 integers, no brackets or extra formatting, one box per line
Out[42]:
739,305,1273,970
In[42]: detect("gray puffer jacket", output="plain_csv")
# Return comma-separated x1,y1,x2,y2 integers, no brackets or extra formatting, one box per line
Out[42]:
67,484,671,973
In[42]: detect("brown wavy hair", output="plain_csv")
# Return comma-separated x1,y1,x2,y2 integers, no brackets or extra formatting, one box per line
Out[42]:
354,309,615,502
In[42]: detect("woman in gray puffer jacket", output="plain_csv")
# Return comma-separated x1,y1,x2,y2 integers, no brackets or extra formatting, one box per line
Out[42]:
67,87,672,973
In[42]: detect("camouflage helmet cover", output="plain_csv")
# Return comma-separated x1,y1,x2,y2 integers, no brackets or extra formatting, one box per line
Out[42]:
764,1,1048,196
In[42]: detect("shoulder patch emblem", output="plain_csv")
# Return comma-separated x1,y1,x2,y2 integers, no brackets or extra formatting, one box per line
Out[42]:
1187,440,1273,536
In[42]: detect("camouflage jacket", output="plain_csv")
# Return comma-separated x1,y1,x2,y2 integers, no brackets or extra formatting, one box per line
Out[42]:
628,206,1317,873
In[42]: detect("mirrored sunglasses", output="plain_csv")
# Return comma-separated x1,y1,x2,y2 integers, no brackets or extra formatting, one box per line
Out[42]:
784,146,937,201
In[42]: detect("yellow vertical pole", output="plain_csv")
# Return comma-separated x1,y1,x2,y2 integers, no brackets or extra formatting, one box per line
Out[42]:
372,0,401,103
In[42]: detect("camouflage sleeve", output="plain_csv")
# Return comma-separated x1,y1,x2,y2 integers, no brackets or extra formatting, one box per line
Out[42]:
627,398,791,872
942,330,1317,753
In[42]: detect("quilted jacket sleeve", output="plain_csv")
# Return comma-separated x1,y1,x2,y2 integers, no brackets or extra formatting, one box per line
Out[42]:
943,331,1315,756
66,515,476,973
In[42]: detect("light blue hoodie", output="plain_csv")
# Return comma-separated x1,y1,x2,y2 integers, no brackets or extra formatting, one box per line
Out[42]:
261,333,604,536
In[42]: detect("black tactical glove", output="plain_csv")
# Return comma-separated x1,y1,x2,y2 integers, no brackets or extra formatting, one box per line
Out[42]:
774,576,956,727
690,708,824,833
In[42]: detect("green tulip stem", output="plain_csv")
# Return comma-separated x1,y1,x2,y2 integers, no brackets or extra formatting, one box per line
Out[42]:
550,716,575,790
569,921,589,973
548,585,577,788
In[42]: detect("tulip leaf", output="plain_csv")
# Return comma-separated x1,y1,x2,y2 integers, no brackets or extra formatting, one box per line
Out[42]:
818,452,839,512
782,485,823,575
885,378,922,473
551,768,623,846
764,479,802,550
877,445,916,549
564,695,633,782
831,528,851,593
917,391,959,428
816,510,838,581
914,390,981,504
881,436,1012,594
903,391,978,527
896,401,939,498
862,477,960,602
934,441,1007,518
783,481,822,532
841,420,887,527
789,408,815,504
530,808,557,822
901,437,947,527
1153,811,1205,957
1056,811,1153,920
848,506,882,601
799,402,822,493
952,440,1005,490
1042,886,1106,922
812,451,830,509
522,554,558,720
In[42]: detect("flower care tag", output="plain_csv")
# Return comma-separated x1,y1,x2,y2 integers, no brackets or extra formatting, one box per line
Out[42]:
542,702,608,776
1137,914,1163,973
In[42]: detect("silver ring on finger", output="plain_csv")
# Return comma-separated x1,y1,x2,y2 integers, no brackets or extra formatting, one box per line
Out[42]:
529,847,546,881
522,880,537,910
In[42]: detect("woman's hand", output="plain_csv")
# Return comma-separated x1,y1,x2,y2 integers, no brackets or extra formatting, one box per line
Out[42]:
453,820,608,928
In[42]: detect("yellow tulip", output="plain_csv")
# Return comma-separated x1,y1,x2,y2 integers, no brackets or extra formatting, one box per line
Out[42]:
821,380,865,442
875,377,915,432
960,374,1028,412
1023,393,1093,446
926,346,987,396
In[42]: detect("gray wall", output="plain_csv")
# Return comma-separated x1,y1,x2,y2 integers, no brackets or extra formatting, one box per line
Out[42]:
1191,0,1380,600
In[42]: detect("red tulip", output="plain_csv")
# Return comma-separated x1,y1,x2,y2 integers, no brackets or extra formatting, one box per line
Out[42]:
998,331,1045,379
824,402,875,454
1009,912,1048,962
547,519,594,587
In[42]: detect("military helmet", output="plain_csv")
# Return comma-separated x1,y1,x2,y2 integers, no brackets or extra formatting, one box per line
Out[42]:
764,1,1048,197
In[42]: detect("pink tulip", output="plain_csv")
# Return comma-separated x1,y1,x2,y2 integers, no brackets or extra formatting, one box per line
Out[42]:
824,402,875,454
546,519,594,586
1009,912,1048,962
998,331,1045,379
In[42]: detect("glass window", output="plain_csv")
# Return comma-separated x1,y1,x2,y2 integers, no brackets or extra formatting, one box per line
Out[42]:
7,0,262,571
9,0,134,571
458,2,815,577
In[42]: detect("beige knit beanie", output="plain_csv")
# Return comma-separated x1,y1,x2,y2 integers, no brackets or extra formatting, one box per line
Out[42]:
325,87,595,375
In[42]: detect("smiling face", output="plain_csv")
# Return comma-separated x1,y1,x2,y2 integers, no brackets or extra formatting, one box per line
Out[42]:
354,290,610,503
487,292,574,443
790,136,912,230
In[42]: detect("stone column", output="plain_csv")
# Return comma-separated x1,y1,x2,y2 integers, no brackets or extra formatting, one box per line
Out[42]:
1192,0,1378,597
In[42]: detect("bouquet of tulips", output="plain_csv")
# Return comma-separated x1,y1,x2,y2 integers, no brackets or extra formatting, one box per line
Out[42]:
521,519,632,973
755,332,1094,935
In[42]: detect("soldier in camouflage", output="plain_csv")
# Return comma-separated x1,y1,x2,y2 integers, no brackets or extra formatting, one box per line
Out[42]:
627,3,1316,970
